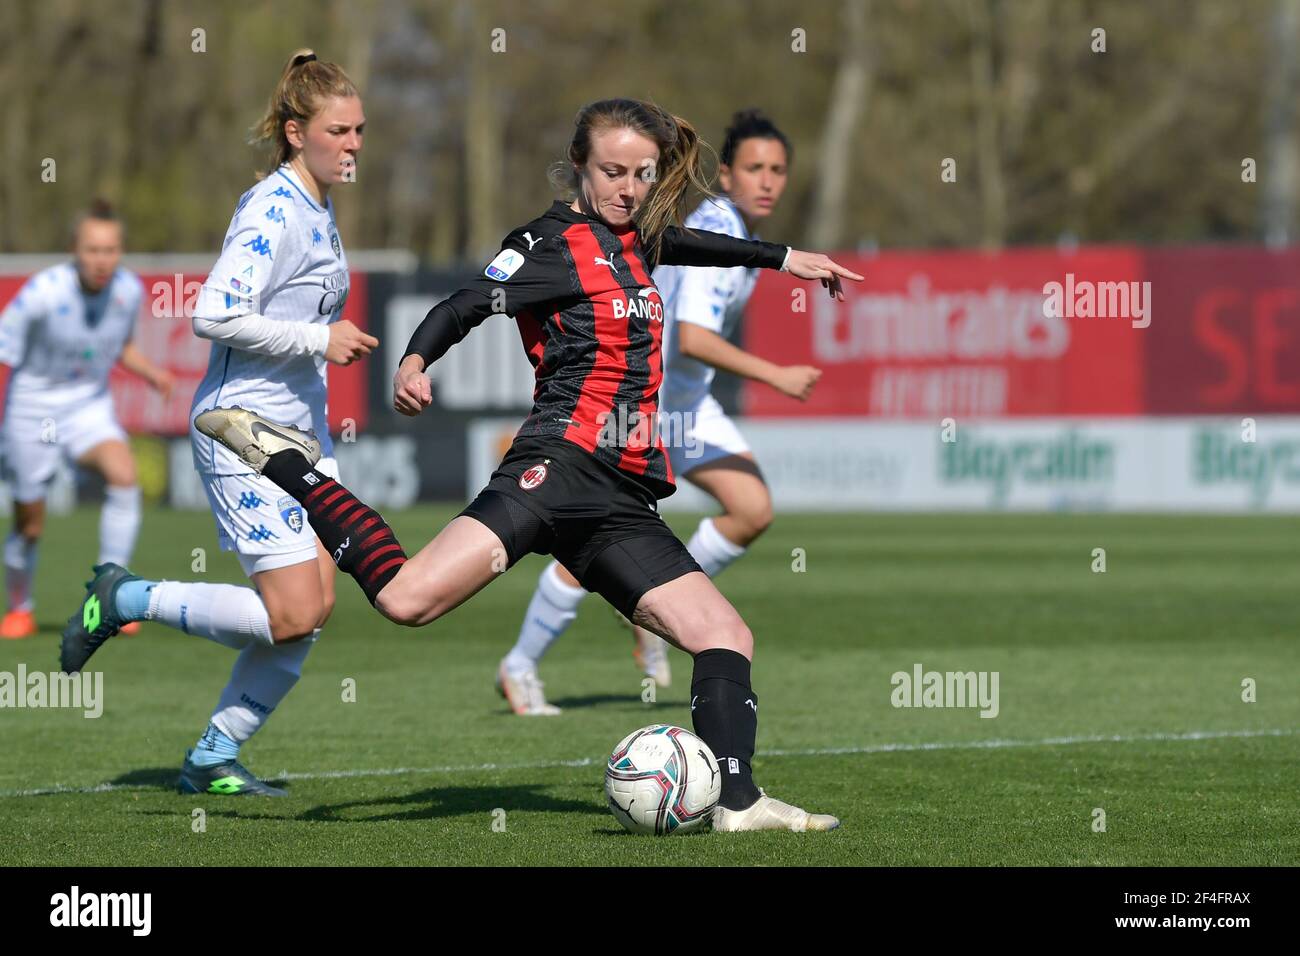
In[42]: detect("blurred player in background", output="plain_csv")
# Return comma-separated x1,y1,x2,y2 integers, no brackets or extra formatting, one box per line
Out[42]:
496,109,819,714
0,200,173,639
59,49,377,796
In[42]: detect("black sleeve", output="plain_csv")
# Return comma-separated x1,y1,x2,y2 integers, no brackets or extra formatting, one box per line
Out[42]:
402,228,573,366
654,226,789,271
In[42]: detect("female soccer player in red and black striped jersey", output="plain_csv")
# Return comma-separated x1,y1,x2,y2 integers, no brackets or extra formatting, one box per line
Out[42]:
196,98,861,831
499,109,815,713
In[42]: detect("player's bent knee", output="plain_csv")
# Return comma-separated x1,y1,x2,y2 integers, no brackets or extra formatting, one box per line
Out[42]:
269,604,324,643
719,620,754,657
732,498,773,541
270,623,318,644
745,507,774,540
681,617,753,658
14,505,44,539
317,594,336,628
374,583,435,628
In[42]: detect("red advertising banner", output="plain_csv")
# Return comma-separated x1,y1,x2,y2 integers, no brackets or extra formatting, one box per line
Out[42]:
742,247,1147,418
1143,246,1300,414
0,270,368,435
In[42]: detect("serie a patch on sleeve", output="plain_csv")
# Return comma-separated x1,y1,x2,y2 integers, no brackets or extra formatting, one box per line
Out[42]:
485,247,525,281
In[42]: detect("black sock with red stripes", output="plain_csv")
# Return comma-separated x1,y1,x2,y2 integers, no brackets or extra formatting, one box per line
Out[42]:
262,450,408,606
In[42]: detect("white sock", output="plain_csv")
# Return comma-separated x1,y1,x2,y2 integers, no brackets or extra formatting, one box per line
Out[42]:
686,517,747,578
98,485,142,567
4,532,38,612
147,581,274,650
210,629,318,742
503,560,587,674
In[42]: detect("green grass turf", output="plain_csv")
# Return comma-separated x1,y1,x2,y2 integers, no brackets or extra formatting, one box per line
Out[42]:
1,506,1297,865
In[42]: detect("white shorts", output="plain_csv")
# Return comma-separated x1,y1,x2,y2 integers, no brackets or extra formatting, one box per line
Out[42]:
199,457,339,578
0,395,128,503
662,392,751,480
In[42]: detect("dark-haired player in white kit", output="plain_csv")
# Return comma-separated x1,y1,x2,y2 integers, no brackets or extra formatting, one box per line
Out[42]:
496,110,820,714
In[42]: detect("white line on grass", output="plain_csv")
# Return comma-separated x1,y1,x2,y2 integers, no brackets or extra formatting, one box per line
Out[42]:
3,726,1294,799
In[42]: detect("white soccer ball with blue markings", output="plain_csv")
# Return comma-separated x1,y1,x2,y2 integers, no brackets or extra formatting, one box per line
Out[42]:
605,724,721,835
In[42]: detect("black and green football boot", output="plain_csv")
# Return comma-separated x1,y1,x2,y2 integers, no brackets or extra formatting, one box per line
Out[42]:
177,750,287,797
60,562,137,673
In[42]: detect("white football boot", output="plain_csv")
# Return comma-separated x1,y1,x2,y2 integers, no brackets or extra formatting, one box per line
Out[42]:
712,789,841,833
194,406,322,474
633,628,672,688
496,662,562,716
614,608,672,688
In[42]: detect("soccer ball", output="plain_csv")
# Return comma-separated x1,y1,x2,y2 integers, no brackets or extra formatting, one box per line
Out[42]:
605,724,721,835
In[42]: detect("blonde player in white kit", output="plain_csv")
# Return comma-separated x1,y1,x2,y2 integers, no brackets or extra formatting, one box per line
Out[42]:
496,110,823,714
0,201,174,639
59,50,377,796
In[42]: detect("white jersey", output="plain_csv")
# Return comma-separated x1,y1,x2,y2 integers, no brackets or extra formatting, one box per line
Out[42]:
190,165,349,475
652,196,762,412
0,263,143,415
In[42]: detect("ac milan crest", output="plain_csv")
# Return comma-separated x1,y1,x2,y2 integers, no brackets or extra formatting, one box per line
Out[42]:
518,461,549,490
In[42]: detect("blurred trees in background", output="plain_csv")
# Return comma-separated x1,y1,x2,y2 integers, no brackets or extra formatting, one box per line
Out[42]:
0,0,1288,258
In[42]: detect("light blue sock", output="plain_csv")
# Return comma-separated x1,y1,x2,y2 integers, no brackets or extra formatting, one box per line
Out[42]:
114,579,157,622
190,722,240,768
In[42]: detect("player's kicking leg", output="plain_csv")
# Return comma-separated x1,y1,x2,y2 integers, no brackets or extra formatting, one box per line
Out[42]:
195,407,505,626
632,571,840,833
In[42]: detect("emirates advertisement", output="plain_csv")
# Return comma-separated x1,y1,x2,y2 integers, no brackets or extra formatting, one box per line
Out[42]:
741,244,1300,420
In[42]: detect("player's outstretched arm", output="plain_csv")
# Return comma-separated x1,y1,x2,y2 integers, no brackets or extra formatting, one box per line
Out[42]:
782,250,864,301
657,227,864,300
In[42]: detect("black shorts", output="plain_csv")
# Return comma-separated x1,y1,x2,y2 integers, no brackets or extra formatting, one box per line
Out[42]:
459,435,702,619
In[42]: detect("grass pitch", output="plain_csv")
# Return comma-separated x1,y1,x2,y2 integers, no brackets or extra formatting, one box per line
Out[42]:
1,506,1296,866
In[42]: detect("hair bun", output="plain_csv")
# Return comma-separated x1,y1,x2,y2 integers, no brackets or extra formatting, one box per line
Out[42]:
87,197,116,219
292,52,318,67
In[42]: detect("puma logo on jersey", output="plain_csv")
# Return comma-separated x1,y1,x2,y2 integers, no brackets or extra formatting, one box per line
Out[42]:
333,537,351,563
744,698,758,713
594,256,618,273
523,232,542,251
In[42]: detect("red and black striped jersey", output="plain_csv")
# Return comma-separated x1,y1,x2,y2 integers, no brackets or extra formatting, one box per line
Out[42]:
404,200,789,497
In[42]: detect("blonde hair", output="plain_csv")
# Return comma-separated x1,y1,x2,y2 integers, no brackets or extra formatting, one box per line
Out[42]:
549,99,714,261
250,49,358,175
